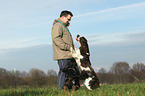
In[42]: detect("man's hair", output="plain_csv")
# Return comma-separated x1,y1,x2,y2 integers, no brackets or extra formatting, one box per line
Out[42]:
60,10,73,17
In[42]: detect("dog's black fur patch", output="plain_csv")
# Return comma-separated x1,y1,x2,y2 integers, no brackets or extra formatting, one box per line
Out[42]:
62,58,80,90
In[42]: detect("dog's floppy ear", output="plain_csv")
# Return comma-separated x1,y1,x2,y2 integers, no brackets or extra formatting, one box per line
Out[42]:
80,37,87,43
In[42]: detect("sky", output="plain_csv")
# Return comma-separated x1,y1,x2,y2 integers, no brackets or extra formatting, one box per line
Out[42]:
0,0,145,73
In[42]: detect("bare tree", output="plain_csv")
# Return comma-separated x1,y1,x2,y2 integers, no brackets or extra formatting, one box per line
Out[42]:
47,69,57,77
47,69,57,86
110,62,130,83
0,74,13,88
110,62,130,75
0,68,7,76
29,68,46,87
98,68,108,84
132,63,145,72
98,68,107,74
130,63,145,82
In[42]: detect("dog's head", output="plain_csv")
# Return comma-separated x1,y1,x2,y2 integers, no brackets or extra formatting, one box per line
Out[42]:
76,35,90,56
76,35,87,46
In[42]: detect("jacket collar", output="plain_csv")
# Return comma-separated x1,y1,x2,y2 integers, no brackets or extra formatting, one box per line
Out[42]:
58,18,67,26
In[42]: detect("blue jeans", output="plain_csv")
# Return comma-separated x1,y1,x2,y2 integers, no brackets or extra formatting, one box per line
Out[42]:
57,59,71,89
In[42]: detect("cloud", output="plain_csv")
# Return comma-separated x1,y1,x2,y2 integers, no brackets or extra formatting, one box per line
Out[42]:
73,2,145,24
0,37,49,50
75,2,145,18
86,31,145,46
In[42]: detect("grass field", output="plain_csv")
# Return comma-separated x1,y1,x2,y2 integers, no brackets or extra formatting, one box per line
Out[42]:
0,83,144,96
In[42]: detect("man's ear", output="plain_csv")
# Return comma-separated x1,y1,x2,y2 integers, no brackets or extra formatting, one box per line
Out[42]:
60,16,65,20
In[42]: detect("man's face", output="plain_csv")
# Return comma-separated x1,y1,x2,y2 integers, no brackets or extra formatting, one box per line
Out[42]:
63,14,71,26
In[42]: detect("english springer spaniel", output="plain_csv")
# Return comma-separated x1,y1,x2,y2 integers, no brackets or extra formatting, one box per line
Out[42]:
71,35,100,90
62,58,80,90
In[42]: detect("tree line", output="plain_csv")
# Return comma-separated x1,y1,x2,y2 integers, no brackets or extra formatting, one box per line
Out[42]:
98,62,145,84
0,68,57,89
0,62,145,89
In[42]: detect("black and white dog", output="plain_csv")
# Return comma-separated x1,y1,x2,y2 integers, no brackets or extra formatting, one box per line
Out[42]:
71,35,100,90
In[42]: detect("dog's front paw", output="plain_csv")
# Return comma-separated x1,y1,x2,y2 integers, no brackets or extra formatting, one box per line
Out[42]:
70,47,73,52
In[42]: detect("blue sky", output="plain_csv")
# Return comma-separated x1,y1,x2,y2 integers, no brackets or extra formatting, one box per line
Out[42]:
0,0,145,72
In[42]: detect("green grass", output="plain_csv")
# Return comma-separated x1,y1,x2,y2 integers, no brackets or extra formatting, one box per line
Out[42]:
0,83,145,96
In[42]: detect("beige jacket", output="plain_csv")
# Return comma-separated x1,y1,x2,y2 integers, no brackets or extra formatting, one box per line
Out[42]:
51,19,74,60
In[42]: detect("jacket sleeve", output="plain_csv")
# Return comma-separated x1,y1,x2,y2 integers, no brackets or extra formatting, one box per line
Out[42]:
52,24,70,51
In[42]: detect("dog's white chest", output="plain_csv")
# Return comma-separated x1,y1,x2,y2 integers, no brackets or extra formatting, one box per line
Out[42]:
72,48,83,59
71,48,91,71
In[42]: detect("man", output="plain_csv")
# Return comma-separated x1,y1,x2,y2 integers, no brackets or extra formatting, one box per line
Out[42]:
51,10,74,89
